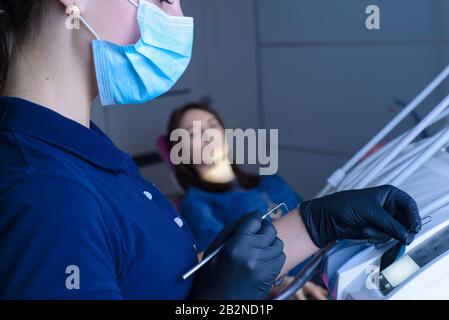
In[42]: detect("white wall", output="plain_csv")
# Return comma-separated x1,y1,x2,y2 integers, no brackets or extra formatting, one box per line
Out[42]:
93,0,449,199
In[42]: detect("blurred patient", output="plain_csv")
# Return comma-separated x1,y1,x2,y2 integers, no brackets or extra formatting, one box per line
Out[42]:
166,103,327,300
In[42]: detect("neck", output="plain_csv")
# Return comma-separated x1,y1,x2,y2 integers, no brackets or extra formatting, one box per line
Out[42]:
198,160,236,184
3,2,97,128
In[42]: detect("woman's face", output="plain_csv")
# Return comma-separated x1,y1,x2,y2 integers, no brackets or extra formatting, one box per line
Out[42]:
79,0,185,46
178,109,230,166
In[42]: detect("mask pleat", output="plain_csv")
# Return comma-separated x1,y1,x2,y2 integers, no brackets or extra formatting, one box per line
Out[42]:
124,47,175,96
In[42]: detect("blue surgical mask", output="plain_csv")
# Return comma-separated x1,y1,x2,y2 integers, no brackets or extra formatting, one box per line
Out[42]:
79,0,194,106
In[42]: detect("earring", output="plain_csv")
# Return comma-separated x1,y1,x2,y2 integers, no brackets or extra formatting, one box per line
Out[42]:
66,3,81,18
65,3,81,31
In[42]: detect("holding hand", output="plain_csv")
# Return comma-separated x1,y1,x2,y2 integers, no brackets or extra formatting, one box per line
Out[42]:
190,212,286,300
300,185,422,248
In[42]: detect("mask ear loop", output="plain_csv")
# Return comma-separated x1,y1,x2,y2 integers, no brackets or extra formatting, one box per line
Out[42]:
66,3,101,40
127,0,140,7
69,0,140,40
78,15,101,40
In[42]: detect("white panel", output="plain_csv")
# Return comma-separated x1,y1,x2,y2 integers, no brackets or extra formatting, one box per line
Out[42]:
260,45,438,154
258,0,437,43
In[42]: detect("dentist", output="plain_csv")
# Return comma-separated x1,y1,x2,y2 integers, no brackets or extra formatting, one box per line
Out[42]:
0,0,421,300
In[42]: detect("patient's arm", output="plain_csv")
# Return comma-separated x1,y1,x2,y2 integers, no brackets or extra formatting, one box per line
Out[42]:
273,208,319,276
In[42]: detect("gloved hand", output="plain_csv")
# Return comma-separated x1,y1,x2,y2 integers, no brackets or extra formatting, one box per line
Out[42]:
300,185,422,248
190,212,286,300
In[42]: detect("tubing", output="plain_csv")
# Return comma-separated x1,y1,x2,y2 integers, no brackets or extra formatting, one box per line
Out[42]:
338,134,406,191
274,249,326,300
317,64,449,196
390,128,449,186
338,108,449,192
372,134,442,187
421,194,449,217
354,94,449,189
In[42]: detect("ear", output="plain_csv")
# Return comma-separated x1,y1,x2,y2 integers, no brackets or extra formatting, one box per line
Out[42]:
59,0,73,7
58,0,87,12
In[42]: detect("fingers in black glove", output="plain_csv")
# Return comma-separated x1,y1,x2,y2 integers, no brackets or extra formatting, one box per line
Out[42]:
255,220,279,247
362,206,411,244
204,212,262,256
190,212,286,300
382,186,422,234
300,185,422,248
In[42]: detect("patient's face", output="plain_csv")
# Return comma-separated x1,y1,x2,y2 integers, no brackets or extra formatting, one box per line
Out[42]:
179,109,230,165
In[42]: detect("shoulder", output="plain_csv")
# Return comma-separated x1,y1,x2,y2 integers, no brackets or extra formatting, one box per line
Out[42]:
0,130,30,174
0,129,96,198
181,188,214,215
0,174,102,228
0,128,79,176
260,174,289,187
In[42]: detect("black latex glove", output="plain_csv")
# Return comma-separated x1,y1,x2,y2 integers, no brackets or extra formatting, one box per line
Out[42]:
190,212,286,300
300,185,422,248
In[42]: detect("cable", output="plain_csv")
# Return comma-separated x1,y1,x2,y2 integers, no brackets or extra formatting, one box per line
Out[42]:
318,64,449,194
274,249,326,300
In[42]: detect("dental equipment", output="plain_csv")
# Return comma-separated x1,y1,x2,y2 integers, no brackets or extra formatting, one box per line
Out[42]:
394,99,430,138
313,133,449,299
421,193,449,217
337,132,405,190
318,64,449,197
289,68,449,301
386,127,449,186
353,93,449,189
338,106,449,191
370,131,447,187
182,203,289,280
362,139,434,187
274,248,327,300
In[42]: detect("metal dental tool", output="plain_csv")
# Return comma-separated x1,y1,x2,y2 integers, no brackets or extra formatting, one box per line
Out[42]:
182,203,289,280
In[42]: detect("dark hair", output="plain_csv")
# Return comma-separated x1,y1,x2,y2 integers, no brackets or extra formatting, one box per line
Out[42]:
0,0,48,93
167,102,261,193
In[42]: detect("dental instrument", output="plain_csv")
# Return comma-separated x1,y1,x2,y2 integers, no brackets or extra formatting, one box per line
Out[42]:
182,203,289,280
